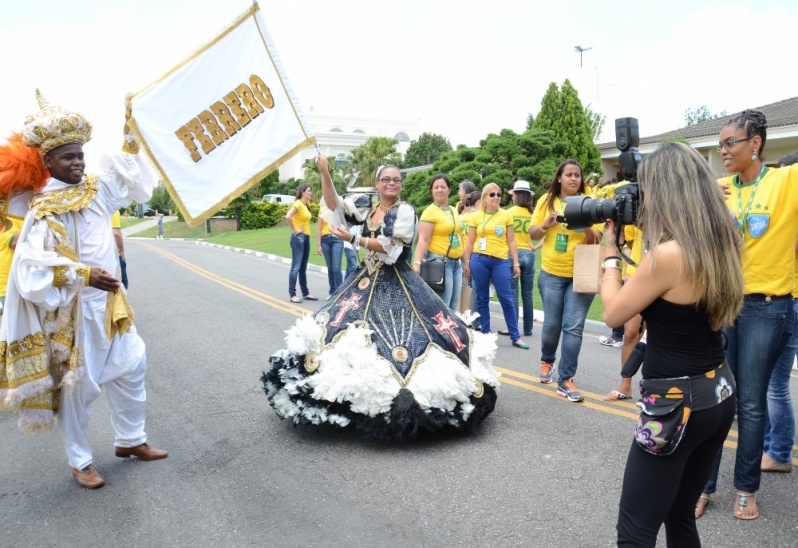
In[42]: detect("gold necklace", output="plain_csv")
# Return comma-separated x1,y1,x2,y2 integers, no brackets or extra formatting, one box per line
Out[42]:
378,201,398,213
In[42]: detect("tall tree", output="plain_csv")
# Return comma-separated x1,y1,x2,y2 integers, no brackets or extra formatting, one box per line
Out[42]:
531,79,602,174
402,132,453,168
347,137,402,187
584,103,606,142
684,105,727,126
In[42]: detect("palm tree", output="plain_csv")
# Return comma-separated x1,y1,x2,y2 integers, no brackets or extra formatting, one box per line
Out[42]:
347,137,402,187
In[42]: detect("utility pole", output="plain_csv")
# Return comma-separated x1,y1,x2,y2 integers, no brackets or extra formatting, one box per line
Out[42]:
574,45,593,68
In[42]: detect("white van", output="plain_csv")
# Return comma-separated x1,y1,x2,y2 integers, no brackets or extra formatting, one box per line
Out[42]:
262,194,295,204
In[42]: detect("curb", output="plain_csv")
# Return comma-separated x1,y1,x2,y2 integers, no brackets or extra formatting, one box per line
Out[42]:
192,240,613,336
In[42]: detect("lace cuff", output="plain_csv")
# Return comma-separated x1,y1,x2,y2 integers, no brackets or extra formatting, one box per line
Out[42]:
376,235,404,265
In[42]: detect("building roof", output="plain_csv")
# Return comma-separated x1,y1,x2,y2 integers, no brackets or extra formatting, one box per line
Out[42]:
599,96,798,150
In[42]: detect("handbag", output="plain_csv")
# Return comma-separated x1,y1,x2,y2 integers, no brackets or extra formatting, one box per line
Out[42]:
420,260,445,292
420,215,455,293
573,244,606,293
458,283,472,314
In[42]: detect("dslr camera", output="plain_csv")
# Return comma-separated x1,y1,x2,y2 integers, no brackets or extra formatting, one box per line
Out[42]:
558,118,642,230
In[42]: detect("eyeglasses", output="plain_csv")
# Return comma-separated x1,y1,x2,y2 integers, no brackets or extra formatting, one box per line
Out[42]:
487,192,501,198
378,177,403,184
717,137,751,153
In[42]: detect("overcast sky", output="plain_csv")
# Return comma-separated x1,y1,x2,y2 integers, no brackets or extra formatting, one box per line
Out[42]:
1,0,795,169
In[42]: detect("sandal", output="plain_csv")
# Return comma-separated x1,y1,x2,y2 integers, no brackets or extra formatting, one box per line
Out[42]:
289,296,302,303
303,294,319,301
695,494,711,519
497,329,510,336
603,390,632,402
733,491,759,520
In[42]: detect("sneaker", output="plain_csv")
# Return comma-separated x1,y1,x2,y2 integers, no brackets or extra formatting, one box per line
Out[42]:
599,336,623,348
557,379,584,402
539,361,554,384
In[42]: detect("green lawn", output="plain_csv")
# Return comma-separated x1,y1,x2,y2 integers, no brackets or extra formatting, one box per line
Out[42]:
119,217,148,229
173,222,606,322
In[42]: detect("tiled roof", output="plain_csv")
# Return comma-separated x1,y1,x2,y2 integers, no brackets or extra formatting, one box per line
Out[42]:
599,96,798,150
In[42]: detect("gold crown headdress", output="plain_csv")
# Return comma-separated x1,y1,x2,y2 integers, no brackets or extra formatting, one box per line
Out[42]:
20,89,92,156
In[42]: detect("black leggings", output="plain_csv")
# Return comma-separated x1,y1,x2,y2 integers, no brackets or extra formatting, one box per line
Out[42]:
616,395,736,547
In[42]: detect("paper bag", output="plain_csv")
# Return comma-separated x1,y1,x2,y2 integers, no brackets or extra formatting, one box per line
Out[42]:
459,284,472,314
573,244,606,294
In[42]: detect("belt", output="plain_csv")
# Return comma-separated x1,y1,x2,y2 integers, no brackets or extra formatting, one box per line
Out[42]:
745,293,792,302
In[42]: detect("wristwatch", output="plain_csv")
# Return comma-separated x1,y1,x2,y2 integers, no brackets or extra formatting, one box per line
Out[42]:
602,256,622,273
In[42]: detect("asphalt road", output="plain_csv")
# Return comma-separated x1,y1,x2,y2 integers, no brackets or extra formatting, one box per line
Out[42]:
1,238,796,547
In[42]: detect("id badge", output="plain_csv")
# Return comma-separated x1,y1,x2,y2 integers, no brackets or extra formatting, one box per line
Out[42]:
478,237,487,251
555,233,569,253
450,234,460,248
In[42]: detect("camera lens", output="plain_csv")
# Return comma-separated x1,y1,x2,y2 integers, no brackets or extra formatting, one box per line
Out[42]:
561,196,618,230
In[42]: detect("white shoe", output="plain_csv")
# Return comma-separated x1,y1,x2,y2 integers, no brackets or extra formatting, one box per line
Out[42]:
599,335,623,348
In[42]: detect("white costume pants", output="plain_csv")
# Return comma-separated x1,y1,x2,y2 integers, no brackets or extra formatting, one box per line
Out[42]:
59,298,148,469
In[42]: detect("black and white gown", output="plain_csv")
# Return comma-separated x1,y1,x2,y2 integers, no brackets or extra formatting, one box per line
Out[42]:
261,194,499,441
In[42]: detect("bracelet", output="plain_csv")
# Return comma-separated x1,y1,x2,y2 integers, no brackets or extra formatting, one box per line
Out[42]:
514,264,520,268
350,233,358,245
360,236,368,248
413,261,421,265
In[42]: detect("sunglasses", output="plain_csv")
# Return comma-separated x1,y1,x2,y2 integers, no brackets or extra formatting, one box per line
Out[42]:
487,192,501,198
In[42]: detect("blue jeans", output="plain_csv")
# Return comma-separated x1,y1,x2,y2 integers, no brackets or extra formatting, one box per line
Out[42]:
344,246,358,279
470,253,520,340
538,269,595,384
320,234,343,295
704,294,794,494
288,233,310,298
764,298,797,464
509,249,535,335
425,252,462,311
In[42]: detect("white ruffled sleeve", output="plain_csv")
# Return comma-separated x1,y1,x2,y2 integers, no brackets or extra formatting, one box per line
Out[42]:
94,151,156,213
12,219,83,311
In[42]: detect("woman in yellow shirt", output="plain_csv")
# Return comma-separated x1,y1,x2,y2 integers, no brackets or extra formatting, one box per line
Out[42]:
285,184,316,303
412,174,463,310
700,111,798,520
462,183,526,349
459,190,482,319
529,159,602,402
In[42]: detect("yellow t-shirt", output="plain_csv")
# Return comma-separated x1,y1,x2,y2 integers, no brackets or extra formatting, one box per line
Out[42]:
793,252,798,299
419,203,463,259
460,210,475,242
531,194,603,277
506,205,534,251
111,210,121,229
0,216,23,298
290,200,311,236
723,164,798,295
622,226,645,278
468,208,514,260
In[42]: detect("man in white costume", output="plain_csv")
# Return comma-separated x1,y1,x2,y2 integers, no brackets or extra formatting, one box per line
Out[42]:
0,91,167,489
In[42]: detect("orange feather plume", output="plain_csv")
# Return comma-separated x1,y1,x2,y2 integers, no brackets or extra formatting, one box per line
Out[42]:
0,133,49,198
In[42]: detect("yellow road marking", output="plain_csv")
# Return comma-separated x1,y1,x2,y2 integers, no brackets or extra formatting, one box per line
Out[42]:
142,242,798,463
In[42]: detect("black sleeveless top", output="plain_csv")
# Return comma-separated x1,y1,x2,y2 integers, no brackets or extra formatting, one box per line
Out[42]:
641,298,725,379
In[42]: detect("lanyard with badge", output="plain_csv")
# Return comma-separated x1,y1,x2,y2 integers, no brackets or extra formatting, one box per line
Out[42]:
438,204,460,253
554,196,569,253
477,210,498,252
735,165,766,235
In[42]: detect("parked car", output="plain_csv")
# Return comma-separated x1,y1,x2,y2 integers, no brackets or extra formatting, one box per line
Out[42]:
262,194,295,204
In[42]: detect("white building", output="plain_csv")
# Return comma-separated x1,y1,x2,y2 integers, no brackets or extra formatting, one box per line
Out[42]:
278,113,421,181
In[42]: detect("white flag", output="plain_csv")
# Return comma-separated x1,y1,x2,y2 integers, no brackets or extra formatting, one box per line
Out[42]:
126,3,315,226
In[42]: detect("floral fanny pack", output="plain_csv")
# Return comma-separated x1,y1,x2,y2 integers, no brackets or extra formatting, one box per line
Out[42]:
635,362,735,456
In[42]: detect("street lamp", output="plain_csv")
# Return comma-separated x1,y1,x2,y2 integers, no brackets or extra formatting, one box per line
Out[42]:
574,45,593,67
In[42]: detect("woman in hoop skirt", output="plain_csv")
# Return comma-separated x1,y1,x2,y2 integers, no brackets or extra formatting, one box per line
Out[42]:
261,156,499,441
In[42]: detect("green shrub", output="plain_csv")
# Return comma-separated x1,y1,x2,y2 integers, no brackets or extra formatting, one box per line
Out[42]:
240,201,289,230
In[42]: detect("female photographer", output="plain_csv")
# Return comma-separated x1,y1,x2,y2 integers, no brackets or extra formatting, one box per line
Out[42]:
698,110,798,520
601,142,744,546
